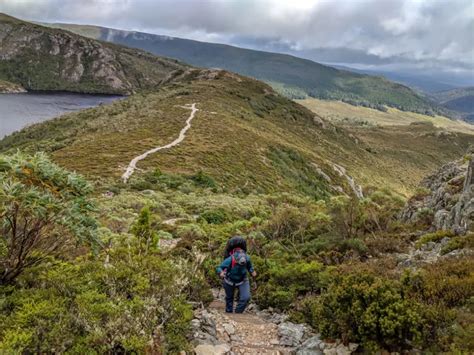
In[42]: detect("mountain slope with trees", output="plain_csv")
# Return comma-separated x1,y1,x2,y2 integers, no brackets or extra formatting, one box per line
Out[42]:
44,22,441,114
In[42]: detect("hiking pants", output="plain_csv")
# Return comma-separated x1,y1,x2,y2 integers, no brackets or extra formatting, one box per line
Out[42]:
223,278,250,313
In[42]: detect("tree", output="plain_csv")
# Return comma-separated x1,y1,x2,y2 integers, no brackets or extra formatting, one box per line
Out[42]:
328,196,364,239
0,152,98,284
130,206,158,254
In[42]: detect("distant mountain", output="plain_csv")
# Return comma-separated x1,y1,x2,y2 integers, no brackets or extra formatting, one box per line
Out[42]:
329,65,459,93
43,22,440,115
0,14,187,95
431,87,474,122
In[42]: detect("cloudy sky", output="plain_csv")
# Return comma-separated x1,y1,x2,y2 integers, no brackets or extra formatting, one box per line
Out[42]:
1,0,473,87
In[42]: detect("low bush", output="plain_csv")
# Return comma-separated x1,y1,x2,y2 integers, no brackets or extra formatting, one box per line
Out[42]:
304,271,433,351
415,230,455,249
200,208,230,224
0,245,205,353
191,171,217,189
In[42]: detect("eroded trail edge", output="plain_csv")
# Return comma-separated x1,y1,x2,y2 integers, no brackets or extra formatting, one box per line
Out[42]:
122,103,198,183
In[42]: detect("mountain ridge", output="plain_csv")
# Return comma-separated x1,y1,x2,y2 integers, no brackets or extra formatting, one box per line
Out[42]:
42,21,441,115
0,13,188,95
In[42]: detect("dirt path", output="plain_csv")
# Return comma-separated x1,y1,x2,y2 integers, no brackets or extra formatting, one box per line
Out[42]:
191,290,359,354
121,103,198,183
208,300,291,355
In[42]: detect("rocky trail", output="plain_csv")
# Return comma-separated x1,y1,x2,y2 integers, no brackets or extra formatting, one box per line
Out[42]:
122,103,198,183
190,289,358,355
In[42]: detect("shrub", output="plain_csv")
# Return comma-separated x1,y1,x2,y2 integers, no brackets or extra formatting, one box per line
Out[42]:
309,272,426,351
130,206,159,253
361,189,405,233
191,171,217,188
254,260,327,310
328,196,364,239
264,204,326,244
0,152,98,284
200,208,230,224
415,230,455,249
411,187,431,201
0,246,201,353
440,236,466,255
403,258,474,308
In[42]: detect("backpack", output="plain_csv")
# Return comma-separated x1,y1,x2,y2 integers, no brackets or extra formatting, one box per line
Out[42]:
224,236,247,258
230,248,247,269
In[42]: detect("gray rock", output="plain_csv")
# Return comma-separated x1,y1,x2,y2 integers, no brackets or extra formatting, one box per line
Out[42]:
297,335,323,355
335,343,351,355
440,237,451,246
278,322,306,347
223,323,235,335
348,343,358,352
297,350,323,355
191,319,201,329
401,154,473,234
194,343,230,355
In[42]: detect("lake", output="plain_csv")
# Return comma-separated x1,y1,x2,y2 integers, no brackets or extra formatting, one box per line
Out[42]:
0,93,121,139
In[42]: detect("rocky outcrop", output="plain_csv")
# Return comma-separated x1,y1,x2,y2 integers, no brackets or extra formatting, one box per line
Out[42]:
333,164,364,199
402,153,474,234
0,13,186,95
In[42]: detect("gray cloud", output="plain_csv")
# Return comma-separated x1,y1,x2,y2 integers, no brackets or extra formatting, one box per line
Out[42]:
1,0,473,84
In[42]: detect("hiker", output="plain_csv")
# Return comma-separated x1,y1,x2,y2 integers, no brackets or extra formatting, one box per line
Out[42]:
217,236,257,313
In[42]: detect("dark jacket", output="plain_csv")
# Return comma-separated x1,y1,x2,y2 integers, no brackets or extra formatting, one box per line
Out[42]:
217,254,254,283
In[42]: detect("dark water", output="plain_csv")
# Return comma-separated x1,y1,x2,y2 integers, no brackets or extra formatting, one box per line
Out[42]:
0,93,121,139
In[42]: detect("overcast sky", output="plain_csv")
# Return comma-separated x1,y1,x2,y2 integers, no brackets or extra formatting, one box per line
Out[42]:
1,0,473,84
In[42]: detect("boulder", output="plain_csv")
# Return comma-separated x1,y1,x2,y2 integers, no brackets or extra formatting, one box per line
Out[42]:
278,322,306,347
297,335,323,355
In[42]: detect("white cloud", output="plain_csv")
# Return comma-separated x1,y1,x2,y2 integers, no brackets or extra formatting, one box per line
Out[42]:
0,0,473,73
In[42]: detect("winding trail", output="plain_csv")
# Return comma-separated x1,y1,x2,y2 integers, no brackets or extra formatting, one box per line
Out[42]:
122,103,198,183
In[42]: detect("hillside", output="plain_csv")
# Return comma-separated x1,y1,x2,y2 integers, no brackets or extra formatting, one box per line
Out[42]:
0,79,26,93
1,69,472,197
1,69,473,354
298,98,474,133
43,22,439,114
431,87,474,122
0,14,187,94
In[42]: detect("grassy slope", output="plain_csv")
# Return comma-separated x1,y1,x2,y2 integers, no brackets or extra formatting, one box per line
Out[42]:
1,71,472,197
43,22,437,114
0,14,186,94
297,98,474,132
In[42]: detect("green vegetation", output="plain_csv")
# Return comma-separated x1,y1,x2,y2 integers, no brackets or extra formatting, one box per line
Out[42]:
46,21,442,114
0,152,98,283
0,149,472,353
1,72,472,198
0,153,211,353
415,230,455,248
